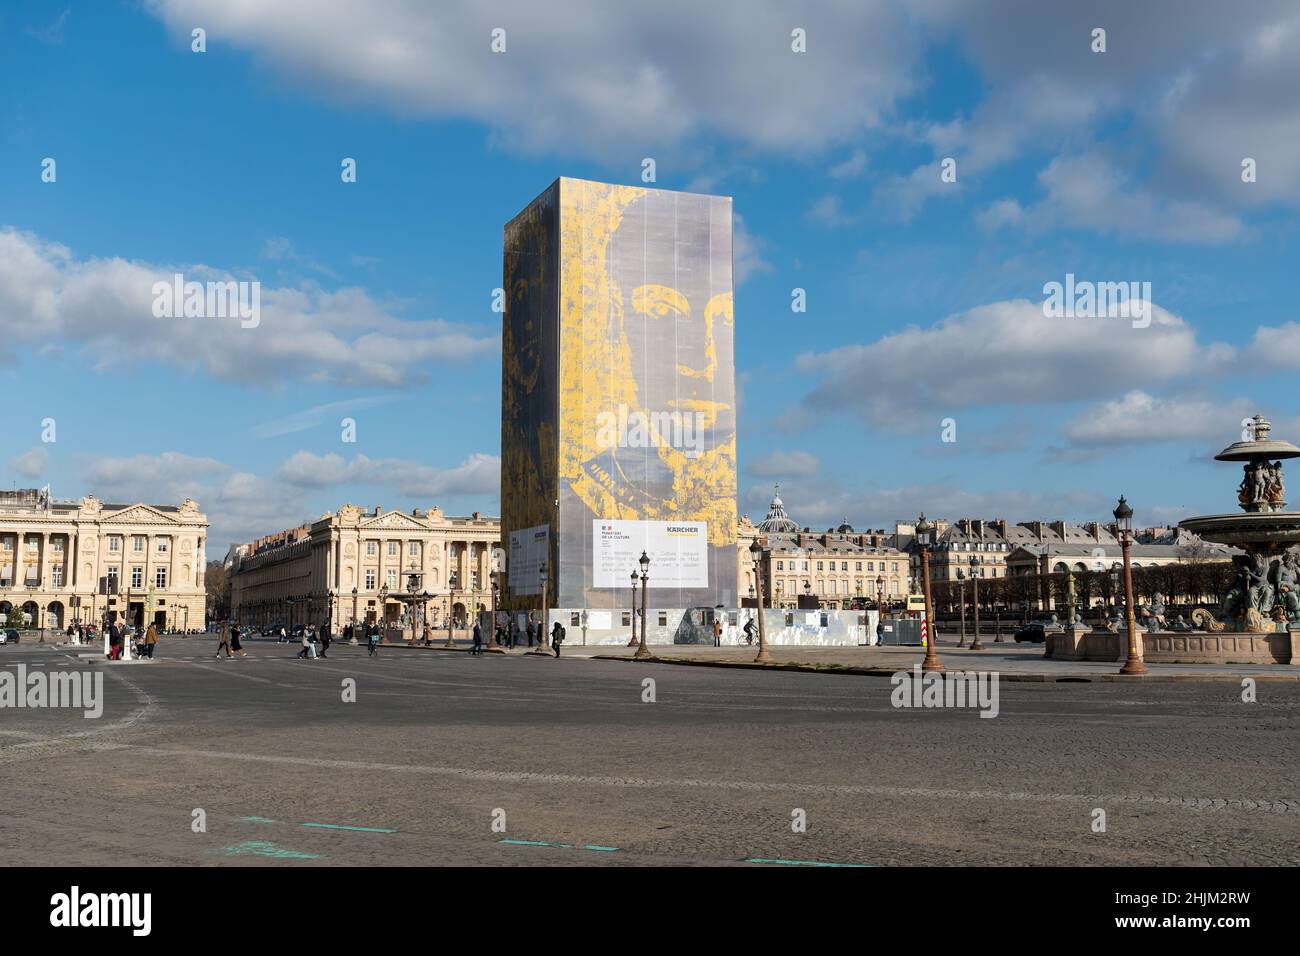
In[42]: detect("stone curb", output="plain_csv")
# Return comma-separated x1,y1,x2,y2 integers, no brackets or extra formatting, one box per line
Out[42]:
588,655,1300,682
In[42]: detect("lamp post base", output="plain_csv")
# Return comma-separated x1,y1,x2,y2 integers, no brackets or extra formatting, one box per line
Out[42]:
1119,657,1148,676
633,643,652,660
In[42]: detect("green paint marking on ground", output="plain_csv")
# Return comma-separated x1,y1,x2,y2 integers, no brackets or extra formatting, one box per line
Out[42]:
744,857,871,867
239,815,276,824
582,844,621,852
498,839,572,848
222,840,321,860
301,822,398,833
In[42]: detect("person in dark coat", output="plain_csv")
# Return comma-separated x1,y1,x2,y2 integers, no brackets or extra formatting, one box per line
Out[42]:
551,621,565,658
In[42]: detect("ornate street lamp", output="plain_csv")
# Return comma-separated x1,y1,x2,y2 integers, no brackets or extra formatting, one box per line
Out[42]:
538,563,550,650
875,574,885,645
1115,496,1147,676
968,554,985,651
446,571,458,647
749,540,771,663
491,580,500,647
628,570,639,647
916,513,944,672
634,551,652,660
378,583,389,643
351,587,359,643
956,568,967,647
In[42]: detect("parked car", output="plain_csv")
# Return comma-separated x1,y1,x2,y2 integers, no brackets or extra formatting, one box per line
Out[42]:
1014,622,1046,643
0,628,20,645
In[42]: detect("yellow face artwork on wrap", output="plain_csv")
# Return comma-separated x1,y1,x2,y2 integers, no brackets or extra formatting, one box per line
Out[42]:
558,180,737,549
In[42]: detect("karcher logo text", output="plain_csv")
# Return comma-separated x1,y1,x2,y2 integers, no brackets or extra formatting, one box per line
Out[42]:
50,886,151,936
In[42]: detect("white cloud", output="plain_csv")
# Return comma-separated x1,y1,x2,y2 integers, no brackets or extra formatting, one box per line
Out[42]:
732,215,772,286
145,0,922,160
278,451,499,498
1060,391,1256,447
796,298,1232,428
746,450,820,479
0,228,496,387
9,446,49,479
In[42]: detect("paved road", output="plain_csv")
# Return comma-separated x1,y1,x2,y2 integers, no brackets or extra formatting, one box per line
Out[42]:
2,640,1297,866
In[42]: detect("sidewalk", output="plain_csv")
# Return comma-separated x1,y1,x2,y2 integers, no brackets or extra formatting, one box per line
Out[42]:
577,641,1300,682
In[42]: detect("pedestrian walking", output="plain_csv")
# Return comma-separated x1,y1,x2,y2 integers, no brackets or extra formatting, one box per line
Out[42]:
471,621,483,655
526,616,536,648
230,622,246,657
108,622,123,661
551,621,565,658
508,618,518,649
319,623,331,658
215,620,232,658
297,628,317,660
712,617,723,647
875,620,885,646
422,621,432,646
143,622,158,659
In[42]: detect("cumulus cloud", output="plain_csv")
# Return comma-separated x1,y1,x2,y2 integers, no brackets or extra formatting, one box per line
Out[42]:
1060,391,1256,448
795,298,1233,428
277,451,500,498
145,0,921,159
886,1,1300,224
746,450,820,479
740,477,1110,531
0,228,496,387
9,446,49,479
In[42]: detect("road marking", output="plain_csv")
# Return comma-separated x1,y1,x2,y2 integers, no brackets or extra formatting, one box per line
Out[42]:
239,815,276,824
498,839,620,852
745,857,871,867
93,742,1300,816
302,822,397,833
221,839,321,859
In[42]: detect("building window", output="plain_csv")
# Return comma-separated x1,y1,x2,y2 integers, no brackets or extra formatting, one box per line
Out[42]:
108,536,120,552
621,612,631,626
386,569,398,589
855,561,862,571
801,561,808,571
892,563,899,572
107,567,119,591
657,612,667,627
841,561,848,571
131,567,143,588
53,538,65,554
365,569,376,589
26,538,37,552
776,560,784,571
409,541,419,556
133,536,145,553
816,561,823,571
156,538,169,553
366,540,377,556
155,567,167,589
52,565,63,586
388,541,398,556
2,538,11,552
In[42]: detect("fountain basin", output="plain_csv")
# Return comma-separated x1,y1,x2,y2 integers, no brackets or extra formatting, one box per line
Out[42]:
1179,511,1300,551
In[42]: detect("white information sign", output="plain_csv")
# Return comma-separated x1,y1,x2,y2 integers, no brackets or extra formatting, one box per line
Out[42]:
508,524,549,596
593,520,708,589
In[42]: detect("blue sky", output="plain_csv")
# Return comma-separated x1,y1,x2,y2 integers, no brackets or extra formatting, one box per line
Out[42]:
2,1,1299,552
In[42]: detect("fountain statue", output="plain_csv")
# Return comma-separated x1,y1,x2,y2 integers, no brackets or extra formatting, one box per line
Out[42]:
1181,415,1300,632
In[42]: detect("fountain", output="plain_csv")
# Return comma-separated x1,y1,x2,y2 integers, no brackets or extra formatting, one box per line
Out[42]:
1180,415,1300,636
1048,414,1299,665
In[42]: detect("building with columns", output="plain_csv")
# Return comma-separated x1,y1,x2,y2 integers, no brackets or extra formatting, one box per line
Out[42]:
228,504,501,634
0,488,208,631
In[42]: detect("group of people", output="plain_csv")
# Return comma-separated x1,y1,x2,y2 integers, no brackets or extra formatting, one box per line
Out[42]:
466,613,566,656
99,619,159,660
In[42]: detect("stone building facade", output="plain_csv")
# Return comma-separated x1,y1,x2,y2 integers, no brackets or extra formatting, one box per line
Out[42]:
0,488,208,631
739,488,908,609
228,504,501,633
